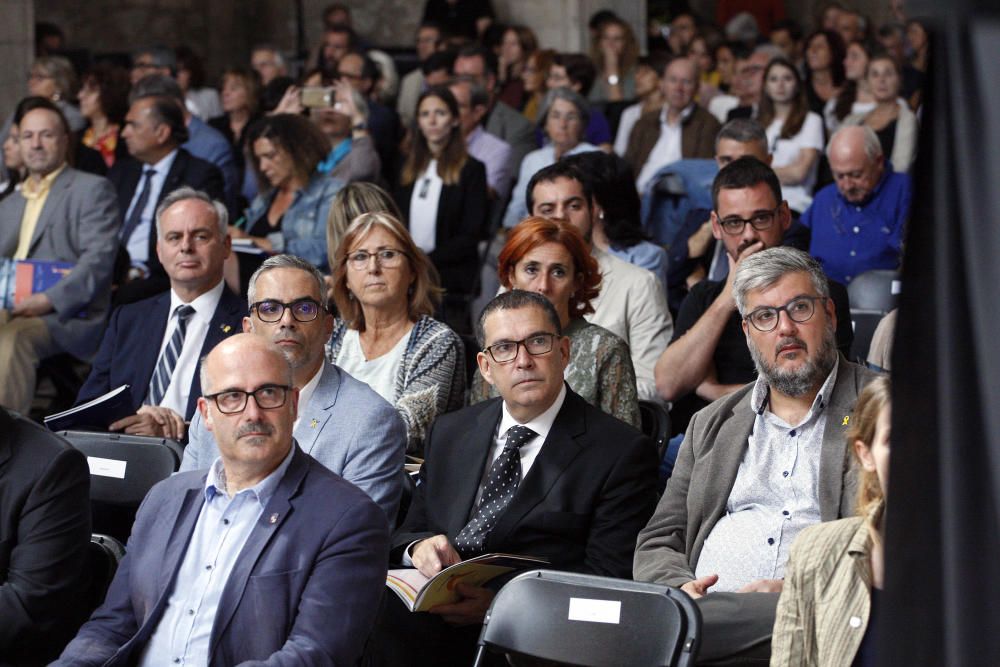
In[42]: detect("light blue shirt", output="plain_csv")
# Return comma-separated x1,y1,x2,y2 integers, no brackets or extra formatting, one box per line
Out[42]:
139,446,295,665
125,149,178,267
502,142,598,228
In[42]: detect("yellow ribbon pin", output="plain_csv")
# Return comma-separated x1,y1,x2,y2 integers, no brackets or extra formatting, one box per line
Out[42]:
222,324,232,333
310,418,318,428
842,416,850,426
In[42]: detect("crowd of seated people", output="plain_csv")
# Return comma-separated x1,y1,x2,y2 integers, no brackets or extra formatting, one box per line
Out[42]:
0,2,925,664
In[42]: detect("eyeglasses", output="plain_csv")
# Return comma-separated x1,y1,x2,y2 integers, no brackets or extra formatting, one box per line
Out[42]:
204,384,291,414
251,298,322,323
483,333,558,363
744,296,828,332
346,248,407,270
717,206,781,235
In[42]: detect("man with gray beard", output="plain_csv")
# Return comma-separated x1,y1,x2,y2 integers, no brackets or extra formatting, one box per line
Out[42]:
634,246,879,662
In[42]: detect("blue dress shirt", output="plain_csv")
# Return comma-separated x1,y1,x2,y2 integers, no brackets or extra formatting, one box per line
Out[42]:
801,166,911,284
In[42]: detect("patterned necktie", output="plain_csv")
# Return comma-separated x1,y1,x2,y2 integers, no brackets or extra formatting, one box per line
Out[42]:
146,305,195,406
454,424,537,557
120,167,156,244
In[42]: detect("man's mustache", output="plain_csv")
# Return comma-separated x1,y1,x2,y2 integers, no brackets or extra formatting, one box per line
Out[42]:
237,421,274,437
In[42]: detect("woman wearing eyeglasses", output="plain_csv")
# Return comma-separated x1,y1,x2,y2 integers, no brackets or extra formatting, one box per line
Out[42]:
469,217,640,428
327,211,465,455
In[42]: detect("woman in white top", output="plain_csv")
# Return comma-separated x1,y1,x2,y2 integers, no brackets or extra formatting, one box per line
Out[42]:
328,211,465,454
393,86,488,298
758,58,825,215
825,40,876,134
843,54,918,173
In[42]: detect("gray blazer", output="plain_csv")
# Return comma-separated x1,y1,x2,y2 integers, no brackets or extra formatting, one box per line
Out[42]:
181,360,406,522
633,357,880,586
485,100,537,177
0,167,120,358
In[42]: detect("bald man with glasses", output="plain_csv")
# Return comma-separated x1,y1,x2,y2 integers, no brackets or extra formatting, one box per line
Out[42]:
180,254,406,522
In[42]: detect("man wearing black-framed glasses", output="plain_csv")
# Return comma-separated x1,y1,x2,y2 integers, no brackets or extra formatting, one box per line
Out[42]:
369,289,659,667
635,247,879,664
181,254,406,523
656,156,853,441
58,333,390,665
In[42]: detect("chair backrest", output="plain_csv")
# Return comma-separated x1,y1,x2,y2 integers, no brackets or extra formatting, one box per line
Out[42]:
86,533,126,611
60,431,183,506
847,270,900,312
473,569,701,667
638,400,671,460
849,311,886,364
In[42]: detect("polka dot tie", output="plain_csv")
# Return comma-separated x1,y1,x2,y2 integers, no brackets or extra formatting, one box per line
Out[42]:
454,425,537,557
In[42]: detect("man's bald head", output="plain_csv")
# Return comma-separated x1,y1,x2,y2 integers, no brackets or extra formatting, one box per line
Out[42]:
827,126,885,204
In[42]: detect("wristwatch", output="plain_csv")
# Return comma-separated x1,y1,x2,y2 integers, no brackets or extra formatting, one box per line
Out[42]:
607,74,620,86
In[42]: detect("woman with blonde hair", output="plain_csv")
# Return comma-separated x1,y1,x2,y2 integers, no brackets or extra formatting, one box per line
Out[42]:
328,211,465,454
469,217,640,427
772,375,891,666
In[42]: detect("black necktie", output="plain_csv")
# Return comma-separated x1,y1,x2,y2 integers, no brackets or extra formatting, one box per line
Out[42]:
120,167,156,244
145,305,195,406
454,425,537,557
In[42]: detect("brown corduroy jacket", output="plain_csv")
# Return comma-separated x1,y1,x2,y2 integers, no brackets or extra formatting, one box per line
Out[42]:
623,104,721,178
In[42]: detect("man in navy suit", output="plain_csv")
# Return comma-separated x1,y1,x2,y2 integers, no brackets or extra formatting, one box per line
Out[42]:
369,290,660,667
109,94,225,304
76,187,244,440
56,334,389,666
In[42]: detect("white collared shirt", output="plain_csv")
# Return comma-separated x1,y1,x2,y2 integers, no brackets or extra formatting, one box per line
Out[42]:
408,160,442,254
636,104,694,194
292,365,324,431
124,149,180,266
155,280,225,417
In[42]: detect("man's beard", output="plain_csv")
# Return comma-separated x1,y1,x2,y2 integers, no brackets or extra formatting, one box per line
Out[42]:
748,325,838,398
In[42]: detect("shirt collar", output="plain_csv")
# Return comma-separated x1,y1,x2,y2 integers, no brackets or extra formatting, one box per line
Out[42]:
294,364,324,420
750,356,840,423
148,148,179,175
498,382,567,443
21,163,67,199
205,441,296,505
168,279,225,320
659,103,695,127
467,125,484,146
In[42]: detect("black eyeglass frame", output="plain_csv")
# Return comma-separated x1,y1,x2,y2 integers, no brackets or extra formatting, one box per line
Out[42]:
250,298,322,323
482,333,559,364
716,204,784,235
203,384,293,414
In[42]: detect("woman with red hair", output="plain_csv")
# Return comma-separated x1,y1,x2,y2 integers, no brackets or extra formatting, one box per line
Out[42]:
469,217,640,427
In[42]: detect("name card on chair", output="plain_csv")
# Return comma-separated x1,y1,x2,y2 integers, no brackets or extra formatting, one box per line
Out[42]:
568,597,621,624
87,456,127,479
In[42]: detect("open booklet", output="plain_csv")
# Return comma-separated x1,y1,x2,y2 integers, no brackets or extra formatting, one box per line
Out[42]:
44,384,133,432
386,553,549,612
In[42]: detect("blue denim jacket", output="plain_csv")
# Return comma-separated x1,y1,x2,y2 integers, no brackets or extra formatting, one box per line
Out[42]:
244,172,345,271
639,158,718,246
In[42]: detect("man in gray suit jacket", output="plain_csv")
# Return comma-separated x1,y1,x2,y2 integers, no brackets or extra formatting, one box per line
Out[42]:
0,98,119,413
181,254,406,522
634,247,880,662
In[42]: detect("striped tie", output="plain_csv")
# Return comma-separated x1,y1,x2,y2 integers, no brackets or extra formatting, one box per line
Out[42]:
146,305,195,406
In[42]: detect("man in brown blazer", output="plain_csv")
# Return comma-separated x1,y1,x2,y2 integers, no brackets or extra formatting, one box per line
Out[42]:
634,247,880,662
624,56,721,194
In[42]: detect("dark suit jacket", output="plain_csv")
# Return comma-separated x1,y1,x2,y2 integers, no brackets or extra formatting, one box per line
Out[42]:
395,157,488,295
394,387,659,578
108,148,225,303
55,445,389,667
0,409,91,666
76,286,246,421
624,105,721,179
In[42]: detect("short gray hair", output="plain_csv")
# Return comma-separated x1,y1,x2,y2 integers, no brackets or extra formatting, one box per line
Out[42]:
732,247,829,317
155,187,228,238
247,254,329,310
252,44,286,68
537,87,590,134
715,118,768,153
827,125,883,161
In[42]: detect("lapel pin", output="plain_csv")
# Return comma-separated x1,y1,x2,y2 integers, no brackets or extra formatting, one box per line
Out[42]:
222,324,232,333
269,513,278,524
310,418,318,429
842,416,850,426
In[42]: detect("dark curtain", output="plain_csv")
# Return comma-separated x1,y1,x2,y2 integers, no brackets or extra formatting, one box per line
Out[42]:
880,4,1000,664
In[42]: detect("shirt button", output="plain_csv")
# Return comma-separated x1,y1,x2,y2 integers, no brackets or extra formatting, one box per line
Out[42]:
782,471,789,477
767,538,775,545
789,429,796,437
853,225,860,233
188,609,195,615
850,616,863,628
223,519,230,525
850,250,856,256
782,510,790,516
205,565,212,570
174,660,181,664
